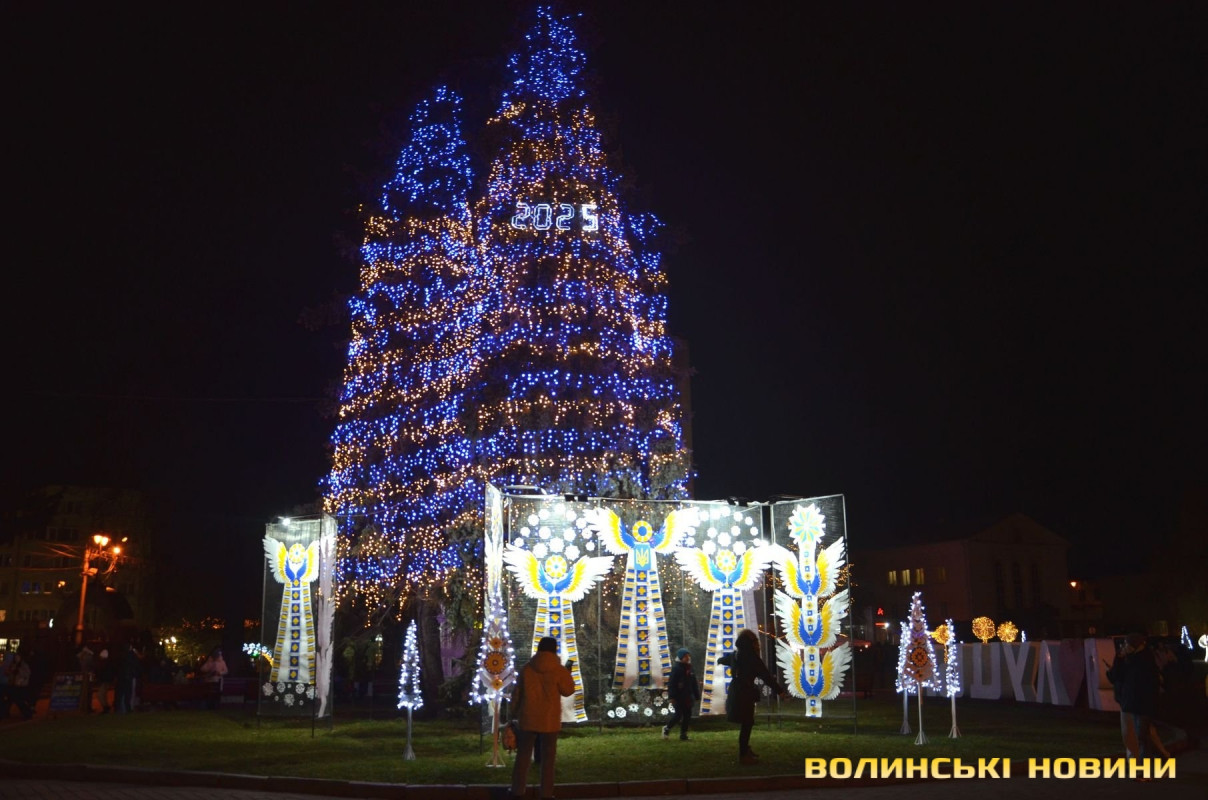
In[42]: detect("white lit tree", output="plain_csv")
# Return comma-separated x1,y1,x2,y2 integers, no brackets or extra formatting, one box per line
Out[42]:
935,619,961,738
899,592,938,744
895,620,913,734
471,486,515,767
398,620,423,760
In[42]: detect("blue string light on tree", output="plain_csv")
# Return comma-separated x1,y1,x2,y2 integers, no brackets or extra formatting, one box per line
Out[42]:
325,5,691,619
472,4,690,502
325,85,486,608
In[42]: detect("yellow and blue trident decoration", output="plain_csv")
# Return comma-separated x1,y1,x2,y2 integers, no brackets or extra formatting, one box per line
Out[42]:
503,539,613,722
263,537,321,684
773,504,852,717
674,523,779,715
585,508,698,690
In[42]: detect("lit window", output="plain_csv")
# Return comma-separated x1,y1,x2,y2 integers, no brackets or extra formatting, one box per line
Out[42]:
900,569,911,587
0,610,6,622
935,566,947,583
887,571,897,586
914,568,925,586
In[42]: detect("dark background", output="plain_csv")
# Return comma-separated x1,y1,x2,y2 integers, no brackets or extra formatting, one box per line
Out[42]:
5,2,1205,613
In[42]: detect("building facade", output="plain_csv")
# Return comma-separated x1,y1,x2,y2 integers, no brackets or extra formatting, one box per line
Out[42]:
854,513,1073,641
0,486,156,652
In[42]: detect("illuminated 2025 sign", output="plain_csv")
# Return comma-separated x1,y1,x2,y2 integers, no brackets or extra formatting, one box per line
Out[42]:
511,202,598,232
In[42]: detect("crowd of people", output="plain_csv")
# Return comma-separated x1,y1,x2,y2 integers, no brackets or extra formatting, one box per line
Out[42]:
0,639,232,719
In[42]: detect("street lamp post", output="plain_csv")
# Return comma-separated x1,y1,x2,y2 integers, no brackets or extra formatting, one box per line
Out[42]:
75,534,124,647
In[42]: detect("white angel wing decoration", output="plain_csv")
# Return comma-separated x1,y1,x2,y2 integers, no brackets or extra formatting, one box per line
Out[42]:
263,536,287,584
583,508,626,556
731,544,785,591
673,547,724,591
815,537,846,598
560,555,615,602
301,541,321,584
662,507,701,548
501,544,544,599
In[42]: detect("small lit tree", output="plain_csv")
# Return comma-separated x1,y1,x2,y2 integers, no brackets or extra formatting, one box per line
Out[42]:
895,620,913,734
934,619,962,738
899,592,938,744
397,620,423,760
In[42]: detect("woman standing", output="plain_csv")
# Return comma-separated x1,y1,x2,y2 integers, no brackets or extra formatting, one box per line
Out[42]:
719,629,787,765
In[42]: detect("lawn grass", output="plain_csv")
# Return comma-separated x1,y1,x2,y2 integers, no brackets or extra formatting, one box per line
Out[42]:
0,694,1125,785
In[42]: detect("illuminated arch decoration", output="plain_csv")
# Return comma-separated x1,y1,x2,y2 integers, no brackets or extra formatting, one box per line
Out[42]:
772,504,851,718
1198,633,1208,663
673,507,777,715
503,511,614,723
264,537,321,685
585,507,697,689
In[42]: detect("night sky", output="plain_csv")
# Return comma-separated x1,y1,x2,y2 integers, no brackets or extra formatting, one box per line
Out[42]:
6,2,1205,609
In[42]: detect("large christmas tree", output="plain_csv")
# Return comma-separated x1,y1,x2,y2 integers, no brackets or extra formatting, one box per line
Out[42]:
325,86,488,609
472,6,689,499
325,7,690,611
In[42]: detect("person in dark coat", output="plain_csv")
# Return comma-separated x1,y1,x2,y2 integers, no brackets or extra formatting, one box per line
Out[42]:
1107,632,1161,760
114,643,142,714
662,647,701,740
718,629,788,765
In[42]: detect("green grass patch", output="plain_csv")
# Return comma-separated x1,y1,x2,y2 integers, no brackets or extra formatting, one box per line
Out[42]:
1,695,1124,784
